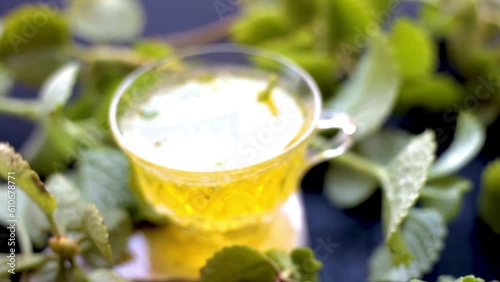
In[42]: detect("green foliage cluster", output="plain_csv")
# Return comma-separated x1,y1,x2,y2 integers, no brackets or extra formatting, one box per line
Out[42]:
230,0,498,281
0,0,498,281
231,0,500,117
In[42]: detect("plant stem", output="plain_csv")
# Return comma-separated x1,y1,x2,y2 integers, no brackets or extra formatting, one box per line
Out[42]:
18,222,33,255
70,257,89,281
70,44,148,66
0,97,41,121
334,151,386,180
47,214,62,236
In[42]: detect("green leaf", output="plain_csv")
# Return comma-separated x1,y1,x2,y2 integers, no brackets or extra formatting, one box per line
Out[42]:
231,6,290,45
23,120,80,176
419,3,461,37
82,209,133,267
34,261,59,282
47,174,87,231
370,208,447,282
200,246,278,282
325,129,412,208
324,163,378,208
39,62,80,116
133,40,174,60
23,174,87,246
413,275,488,282
89,269,129,282
77,147,137,213
437,275,458,282
429,113,485,178
66,0,145,43
367,0,394,14
290,247,322,282
327,36,400,140
478,159,500,234
0,65,13,96
357,129,413,166
0,143,57,215
390,18,437,78
264,249,293,271
421,176,472,222
279,0,317,26
397,74,465,112
324,0,372,47
82,204,113,263
454,276,486,282
0,5,71,85
382,131,436,260
258,29,315,52
280,51,337,96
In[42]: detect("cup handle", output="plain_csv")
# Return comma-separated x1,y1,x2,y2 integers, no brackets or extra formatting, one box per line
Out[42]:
306,110,357,167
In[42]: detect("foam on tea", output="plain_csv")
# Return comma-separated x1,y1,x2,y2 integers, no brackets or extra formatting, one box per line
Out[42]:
119,68,305,172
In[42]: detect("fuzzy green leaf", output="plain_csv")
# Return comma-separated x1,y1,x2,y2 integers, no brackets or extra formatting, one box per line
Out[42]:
82,204,113,263
0,143,57,215
0,5,71,85
24,174,87,246
382,131,436,262
478,159,500,234
413,275,488,282
200,246,278,282
397,75,465,112
390,18,436,78
290,247,322,282
39,62,80,115
77,147,137,213
327,36,400,140
231,6,290,45
421,176,472,222
89,269,129,282
324,163,378,208
370,208,447,282
429,113,485,179
66,0,145,43
47,174,87,231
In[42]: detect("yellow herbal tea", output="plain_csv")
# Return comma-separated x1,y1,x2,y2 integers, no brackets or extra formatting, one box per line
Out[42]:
117,67,308,231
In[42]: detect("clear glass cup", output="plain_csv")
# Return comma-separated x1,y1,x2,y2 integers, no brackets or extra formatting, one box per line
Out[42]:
109,44,356,233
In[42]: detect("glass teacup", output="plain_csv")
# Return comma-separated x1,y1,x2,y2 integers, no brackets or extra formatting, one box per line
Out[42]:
109,44,355,233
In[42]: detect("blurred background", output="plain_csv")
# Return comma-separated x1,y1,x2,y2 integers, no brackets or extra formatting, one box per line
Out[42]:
0,1,499,281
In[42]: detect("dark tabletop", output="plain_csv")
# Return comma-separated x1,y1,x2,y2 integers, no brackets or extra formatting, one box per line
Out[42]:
0,1,499,281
